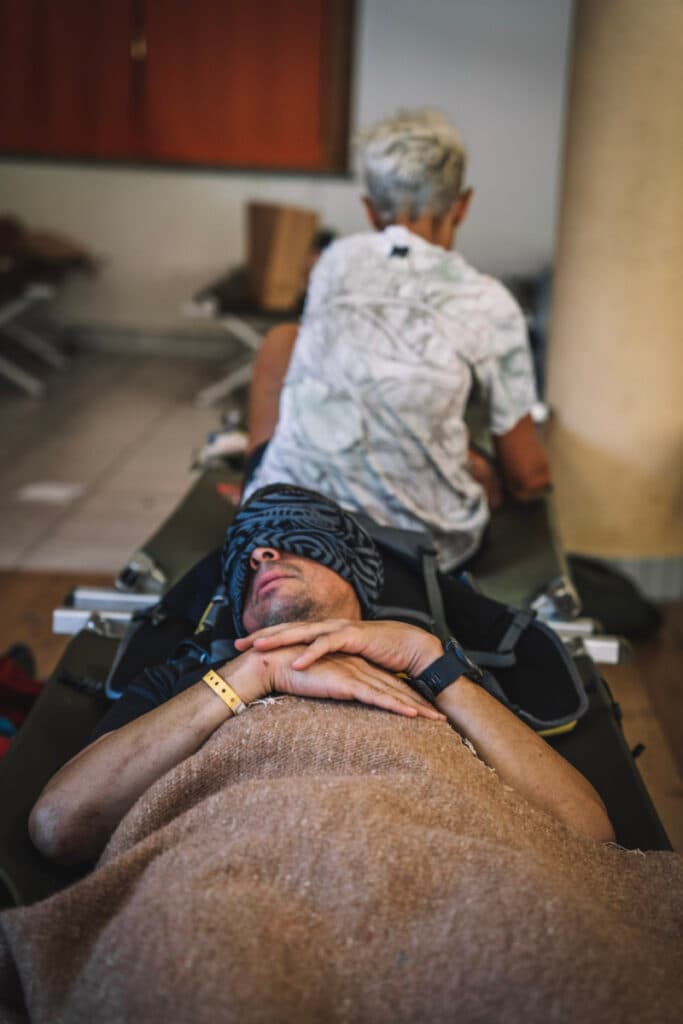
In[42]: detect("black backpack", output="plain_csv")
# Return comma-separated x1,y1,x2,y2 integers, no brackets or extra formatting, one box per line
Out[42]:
567,554,661,640
106,522,588,737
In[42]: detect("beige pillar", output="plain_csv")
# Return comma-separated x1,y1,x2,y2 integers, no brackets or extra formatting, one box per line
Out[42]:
547,0,683,559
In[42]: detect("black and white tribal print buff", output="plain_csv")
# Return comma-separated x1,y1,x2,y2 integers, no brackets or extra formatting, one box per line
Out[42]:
222,484,384,636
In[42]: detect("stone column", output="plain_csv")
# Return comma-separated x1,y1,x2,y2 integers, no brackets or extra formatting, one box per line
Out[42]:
547,0,683,573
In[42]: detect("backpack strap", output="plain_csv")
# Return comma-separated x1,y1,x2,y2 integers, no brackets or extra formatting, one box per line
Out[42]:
354,514,451,644
464,608,536,668
419,545,450,645
498,609,536,651
194,583,229,634
207,638,239,664
373,606,435,630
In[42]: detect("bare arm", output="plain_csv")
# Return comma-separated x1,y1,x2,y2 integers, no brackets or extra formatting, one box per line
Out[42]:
434,679,614,842
237,620,615,843
466,446,503,509
246,321,299,454
29,646,441,865
493,413,551,502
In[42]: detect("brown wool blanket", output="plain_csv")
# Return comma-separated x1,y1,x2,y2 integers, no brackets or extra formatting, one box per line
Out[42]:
1,697,682,1024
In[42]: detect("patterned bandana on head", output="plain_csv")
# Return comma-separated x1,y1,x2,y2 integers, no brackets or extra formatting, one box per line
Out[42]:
222,484,384,636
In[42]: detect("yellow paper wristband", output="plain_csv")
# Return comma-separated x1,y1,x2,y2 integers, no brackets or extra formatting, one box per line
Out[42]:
202,669,248,716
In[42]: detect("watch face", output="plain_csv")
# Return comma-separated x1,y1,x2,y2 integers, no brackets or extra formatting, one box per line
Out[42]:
418,639,484,698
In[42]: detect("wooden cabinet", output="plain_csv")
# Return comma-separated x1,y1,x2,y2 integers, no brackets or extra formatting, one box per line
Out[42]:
0,0,354,171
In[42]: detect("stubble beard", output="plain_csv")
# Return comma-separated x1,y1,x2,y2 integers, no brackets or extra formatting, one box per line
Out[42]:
255,592,318,630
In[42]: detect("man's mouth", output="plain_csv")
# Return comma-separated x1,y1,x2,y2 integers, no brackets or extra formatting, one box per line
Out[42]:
255,569,299,599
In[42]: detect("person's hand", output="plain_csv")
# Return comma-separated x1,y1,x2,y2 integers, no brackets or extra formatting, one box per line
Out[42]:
221,642,443,721
467,448,503,509
276,651,444,721
235,619,443,679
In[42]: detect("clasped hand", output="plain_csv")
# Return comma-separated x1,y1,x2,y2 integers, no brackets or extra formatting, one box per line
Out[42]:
233,619,445,722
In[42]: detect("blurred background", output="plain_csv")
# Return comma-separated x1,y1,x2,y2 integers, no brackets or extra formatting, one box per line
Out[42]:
0,0,569,333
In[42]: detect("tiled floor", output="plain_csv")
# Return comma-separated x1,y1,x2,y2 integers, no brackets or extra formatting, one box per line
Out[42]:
0,343,681,850
0,348,231,572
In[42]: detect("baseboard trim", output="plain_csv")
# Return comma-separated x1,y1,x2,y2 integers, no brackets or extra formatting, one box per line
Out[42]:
67,325,242,360
606,555,683,602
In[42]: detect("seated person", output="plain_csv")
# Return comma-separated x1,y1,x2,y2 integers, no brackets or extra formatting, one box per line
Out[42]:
243,108,550,570
6,489,682,1024
29,485,611,866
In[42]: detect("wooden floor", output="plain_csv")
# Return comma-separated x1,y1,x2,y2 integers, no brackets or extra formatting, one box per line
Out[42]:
601,603,683,850
632,603,683,777
0,570,111,678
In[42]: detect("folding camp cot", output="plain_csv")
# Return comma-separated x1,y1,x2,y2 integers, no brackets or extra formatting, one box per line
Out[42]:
1,458,666,909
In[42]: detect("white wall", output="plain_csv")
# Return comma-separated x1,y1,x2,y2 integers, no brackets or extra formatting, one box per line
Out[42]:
0,0,573,334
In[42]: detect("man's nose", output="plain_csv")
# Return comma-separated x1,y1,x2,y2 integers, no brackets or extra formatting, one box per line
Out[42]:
248,546,281,570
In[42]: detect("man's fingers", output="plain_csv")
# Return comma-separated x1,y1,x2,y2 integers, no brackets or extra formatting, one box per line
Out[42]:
283,653,444,722
345,657,437,714
354,679,443,721
235,620,347,652
290,631,356,668
354,686,418,718
332,658,444,720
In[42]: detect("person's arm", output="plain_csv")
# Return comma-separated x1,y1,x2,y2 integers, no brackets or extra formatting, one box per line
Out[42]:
246,321,299,455
466,445,503,509
434,678,614,842
29,645,441,866
471,280,551,502
236,620,615,843
493,412,551,502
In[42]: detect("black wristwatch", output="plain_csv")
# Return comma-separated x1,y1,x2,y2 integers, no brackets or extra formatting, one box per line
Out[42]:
412,638,484,702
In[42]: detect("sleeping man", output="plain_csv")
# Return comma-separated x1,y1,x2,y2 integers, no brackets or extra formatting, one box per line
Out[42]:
29,484,612,865
3,486,681,1024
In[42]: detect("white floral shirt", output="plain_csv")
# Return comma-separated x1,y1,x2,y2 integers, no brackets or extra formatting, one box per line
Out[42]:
245,225,537,570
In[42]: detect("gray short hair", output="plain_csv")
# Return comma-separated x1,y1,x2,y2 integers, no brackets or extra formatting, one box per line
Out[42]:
358,109,467,225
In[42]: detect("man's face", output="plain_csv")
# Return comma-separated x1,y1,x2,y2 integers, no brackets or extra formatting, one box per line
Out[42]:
241,546,362,634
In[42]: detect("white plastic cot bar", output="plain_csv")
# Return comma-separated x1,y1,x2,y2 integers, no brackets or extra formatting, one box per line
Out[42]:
554,631,632,666
53,609,132,638
69,588,158,613
578,635,632,666
543,617,598,637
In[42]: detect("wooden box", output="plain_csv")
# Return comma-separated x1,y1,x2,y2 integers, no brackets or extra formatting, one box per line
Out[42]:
247,202,320,311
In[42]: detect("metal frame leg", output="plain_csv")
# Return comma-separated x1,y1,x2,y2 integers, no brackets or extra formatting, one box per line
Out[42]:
194,357,254,408
0,282,60,396
2,322,66,369
187,308,266,408
0,352,45,397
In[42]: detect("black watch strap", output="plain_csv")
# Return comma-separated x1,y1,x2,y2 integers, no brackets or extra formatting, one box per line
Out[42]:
417,638,484,700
